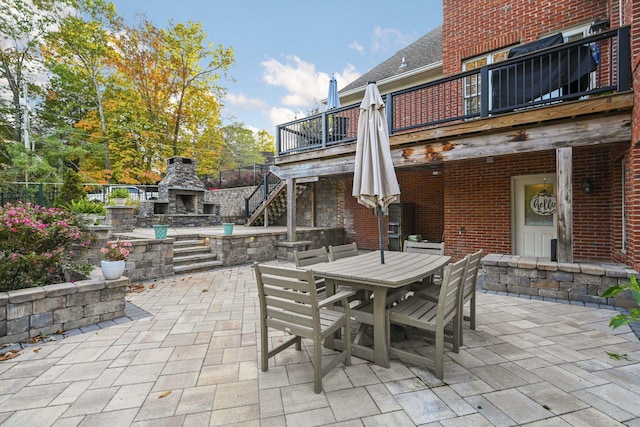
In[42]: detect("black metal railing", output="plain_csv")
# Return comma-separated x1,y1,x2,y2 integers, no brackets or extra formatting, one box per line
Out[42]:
244,172,281,219
276,27,630,156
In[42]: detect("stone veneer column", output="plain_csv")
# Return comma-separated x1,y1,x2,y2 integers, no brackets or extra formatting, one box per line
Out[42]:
106,206,135,232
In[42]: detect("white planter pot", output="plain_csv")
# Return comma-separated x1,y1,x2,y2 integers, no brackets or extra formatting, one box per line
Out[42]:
101,260,125,280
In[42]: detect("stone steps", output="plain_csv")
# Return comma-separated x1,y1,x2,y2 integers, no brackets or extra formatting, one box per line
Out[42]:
173,236,222,274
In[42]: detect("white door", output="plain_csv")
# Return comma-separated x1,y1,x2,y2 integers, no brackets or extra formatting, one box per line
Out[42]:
513,174,557,257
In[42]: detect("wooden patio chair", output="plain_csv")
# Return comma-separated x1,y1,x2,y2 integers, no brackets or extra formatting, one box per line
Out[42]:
404,240,446,286
403,240,445,255
294,247,330,298
328,242,359,261
254,263,355,394
387,255,468,379
416,249,483,346
294,247,330,267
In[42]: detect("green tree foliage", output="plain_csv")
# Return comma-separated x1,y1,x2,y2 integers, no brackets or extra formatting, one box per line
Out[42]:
55,168,86,206
1,0,273,187
109,17,234,167
41,0,117,178
0,0,71,143
217,123,268,173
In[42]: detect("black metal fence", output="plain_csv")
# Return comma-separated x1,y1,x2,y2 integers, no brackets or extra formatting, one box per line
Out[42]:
0,183,59,207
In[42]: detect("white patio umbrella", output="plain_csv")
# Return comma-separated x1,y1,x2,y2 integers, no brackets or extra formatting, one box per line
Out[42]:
326,74,340,110
352,81,400,264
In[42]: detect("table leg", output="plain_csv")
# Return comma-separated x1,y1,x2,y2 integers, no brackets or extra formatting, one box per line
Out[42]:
325,278,336,350
372,288,389,368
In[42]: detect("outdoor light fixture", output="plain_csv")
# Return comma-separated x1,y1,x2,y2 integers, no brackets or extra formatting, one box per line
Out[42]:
581,178,593,194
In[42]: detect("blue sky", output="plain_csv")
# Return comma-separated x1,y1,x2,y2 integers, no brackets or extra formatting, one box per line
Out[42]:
110,1,443,134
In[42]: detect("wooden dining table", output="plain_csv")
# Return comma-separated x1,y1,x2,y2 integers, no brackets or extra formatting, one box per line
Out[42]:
302,250,451,368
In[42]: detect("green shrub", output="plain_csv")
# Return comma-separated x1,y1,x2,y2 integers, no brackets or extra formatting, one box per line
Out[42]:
65,199,106,215
0,202,95,291
110,187,130,199
601,275,640,329
55,169,86,207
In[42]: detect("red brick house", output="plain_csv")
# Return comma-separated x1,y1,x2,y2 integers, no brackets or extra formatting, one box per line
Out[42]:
255,0,639,305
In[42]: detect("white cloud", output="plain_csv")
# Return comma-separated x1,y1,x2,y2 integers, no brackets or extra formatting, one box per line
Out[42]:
225,93,269,110
225,56,364,131
261,55,326,108
349,41,365,55
371,25,417,55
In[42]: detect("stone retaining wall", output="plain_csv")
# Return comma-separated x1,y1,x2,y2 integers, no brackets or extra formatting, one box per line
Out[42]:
481,254,638,307
109,237,175,281
213,228,345,266
205,186,257,223
0,275,129,345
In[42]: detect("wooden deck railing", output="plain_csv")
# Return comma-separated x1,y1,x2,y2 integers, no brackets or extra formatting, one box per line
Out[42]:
276,27,630,156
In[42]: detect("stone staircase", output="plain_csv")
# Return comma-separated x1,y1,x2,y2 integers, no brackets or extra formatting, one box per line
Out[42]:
173,235,223,274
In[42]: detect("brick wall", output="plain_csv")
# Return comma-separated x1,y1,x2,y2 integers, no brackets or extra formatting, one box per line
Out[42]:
444,147,621,261
624,0,640,271
442,0,610,74
341,169,444,251
340,145,622,262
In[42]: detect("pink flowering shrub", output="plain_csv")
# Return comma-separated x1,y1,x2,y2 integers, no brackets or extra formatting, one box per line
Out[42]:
100,241,132,261
0,202,95,291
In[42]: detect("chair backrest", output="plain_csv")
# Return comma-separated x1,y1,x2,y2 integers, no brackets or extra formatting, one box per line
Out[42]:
461,249,483,303
328,243,358,261
294,247,329,267
437,256,469,325
254,263,320,340
404,240,445,255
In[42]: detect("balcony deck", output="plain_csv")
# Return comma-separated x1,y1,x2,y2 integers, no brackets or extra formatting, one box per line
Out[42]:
274,28,632,179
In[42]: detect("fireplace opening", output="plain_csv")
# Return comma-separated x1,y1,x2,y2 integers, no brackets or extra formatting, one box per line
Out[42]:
176,194,197,214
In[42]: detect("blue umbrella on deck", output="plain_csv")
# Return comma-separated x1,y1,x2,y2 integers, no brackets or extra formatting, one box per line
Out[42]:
326,74,340,110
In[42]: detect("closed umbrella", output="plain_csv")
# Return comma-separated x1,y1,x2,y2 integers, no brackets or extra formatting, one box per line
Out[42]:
352,81,400,263
326,74,340,110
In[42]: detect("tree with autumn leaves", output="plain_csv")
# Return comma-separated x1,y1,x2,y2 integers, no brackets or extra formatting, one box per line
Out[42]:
0,0,273,187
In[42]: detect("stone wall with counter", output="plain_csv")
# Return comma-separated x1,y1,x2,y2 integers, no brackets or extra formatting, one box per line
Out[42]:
481,254,638,308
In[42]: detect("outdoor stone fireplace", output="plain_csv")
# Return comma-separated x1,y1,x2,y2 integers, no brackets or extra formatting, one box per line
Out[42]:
158,157,206,215
134,156,218,227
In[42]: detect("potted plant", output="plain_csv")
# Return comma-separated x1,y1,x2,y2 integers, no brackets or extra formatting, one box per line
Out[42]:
110,187,130,206
154,214,169,239
65,199,106,226
100,240,132,280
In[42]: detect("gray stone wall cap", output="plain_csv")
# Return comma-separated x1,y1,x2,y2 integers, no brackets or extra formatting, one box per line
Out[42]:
43,282,78,297
517,257,538,269
537,261,558,271
480,254,501,265
601,264,633,278
76,281,106,292
104,277,130,288
580,263,605,275
277,241,313,248
0,293,7,304
506,256,520,267
7,287,45,303
558,262,582,273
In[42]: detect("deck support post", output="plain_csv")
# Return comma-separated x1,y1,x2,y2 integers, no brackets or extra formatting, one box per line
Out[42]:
287,178,297,242
556,147,573,262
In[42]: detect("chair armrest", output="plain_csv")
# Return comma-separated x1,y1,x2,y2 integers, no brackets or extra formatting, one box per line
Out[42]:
318,289,356,308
